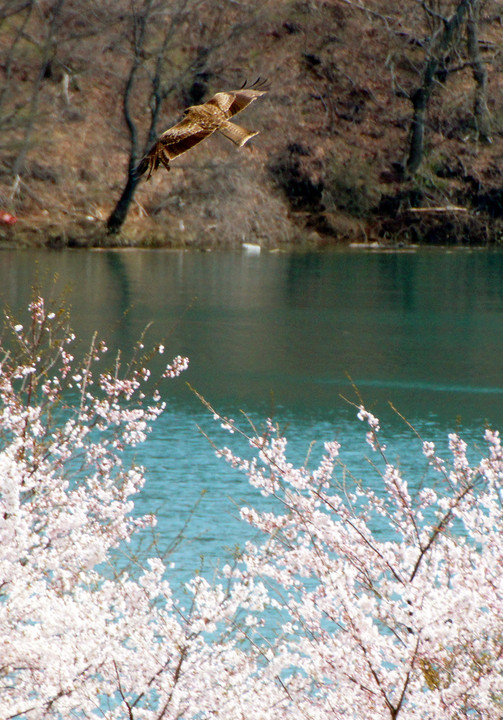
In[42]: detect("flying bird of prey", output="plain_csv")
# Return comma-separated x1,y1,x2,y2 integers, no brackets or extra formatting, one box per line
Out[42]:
136,79,268,180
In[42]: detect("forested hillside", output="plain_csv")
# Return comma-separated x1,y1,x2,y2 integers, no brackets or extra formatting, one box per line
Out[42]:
1,0,502,247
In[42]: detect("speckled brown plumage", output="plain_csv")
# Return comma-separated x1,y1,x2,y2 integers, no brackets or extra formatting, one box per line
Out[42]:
136,79,268,180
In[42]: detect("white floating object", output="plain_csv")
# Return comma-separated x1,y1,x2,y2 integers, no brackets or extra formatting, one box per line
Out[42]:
242,242,261,254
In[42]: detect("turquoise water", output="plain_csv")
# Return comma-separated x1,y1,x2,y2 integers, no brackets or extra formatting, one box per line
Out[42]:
2,247,503,580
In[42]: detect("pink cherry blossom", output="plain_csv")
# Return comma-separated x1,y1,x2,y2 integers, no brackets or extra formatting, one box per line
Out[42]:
3,296,503,720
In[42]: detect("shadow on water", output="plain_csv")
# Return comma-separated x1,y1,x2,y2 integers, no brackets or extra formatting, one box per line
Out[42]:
104,250,133,317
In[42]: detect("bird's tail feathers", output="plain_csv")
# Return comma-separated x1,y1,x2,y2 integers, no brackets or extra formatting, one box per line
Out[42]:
134,149,170,180
218,121,258,147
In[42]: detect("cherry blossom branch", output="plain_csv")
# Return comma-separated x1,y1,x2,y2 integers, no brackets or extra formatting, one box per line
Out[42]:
114,660,135,720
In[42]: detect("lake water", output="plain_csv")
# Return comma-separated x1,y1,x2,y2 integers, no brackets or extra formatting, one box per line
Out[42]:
2,247,503,580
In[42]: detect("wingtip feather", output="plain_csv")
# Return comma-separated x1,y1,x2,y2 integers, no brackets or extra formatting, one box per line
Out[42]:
239,76,270,92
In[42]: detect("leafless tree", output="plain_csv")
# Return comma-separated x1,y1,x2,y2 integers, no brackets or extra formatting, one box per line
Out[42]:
0,0,101,182
105,0,189,234
466,0,491,143
405,0,491,175
11,0,66,178
0,1,36,134
105,0,259,235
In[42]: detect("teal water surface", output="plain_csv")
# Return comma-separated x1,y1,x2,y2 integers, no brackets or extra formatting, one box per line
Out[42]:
2,247,503,579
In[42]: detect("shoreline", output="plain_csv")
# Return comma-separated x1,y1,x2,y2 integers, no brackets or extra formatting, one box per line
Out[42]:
2,210,501,250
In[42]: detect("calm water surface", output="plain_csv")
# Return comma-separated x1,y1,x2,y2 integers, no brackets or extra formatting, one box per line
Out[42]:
2,247,503,579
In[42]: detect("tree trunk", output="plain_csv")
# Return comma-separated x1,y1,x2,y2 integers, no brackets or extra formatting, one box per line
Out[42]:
406,88,428,176
104,0,153,236
106,172,141,234
405,0,472,176
466,0,491,143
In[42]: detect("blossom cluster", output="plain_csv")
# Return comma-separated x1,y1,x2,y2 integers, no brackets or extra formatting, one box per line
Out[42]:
3,297,503,719
213,406,503,719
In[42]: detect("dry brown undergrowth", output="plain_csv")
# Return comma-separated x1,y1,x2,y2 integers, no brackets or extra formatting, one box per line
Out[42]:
1,0,502,248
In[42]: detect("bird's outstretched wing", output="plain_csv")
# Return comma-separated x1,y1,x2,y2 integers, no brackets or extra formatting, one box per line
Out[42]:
205,78,269,117
136,118,214,179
